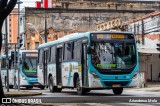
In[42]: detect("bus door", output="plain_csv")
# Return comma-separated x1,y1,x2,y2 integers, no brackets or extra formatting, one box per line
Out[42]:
56,47,62,86
82,43,88,87
43,49,49,86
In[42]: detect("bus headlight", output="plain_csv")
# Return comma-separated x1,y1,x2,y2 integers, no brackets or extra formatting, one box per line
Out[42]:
91,71,99,79
132,73,138,79
22,77,26,80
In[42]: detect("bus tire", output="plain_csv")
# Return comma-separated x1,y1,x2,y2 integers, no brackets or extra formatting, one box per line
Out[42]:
76,77,85,95
5,77,13,89
84,88,91,93
56,88,62,92
49,76,56,93
40,86,45,90
112,87,123,95
9,85,13,89
26,86,33,89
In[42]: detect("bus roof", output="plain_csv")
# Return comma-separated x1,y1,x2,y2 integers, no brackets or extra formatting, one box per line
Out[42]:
90,30,133,34
38,31,134,49
19,50,38,53
38,32,90,49
1,50,38,58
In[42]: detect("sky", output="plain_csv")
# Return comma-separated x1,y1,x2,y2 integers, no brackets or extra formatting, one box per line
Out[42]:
15,0,41,9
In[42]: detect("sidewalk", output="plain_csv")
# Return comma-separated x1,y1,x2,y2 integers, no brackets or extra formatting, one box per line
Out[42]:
4,89,42,97
125,81,160,92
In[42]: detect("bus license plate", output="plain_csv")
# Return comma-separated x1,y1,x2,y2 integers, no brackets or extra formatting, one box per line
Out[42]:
34,83,39,85
112,84,121,88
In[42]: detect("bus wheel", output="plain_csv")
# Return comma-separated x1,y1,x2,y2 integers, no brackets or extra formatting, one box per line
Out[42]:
112,87,123,95
49,76,56,93
76,78,85,95
26,86,33,89
40,86,45,90
56,88,62,92
84,89,91,93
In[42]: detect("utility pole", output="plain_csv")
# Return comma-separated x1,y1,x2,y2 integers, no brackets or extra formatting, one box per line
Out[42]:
5,18,9,92
44,10,47,43
17,0,23,91
141,20,145,45
14,44,17,68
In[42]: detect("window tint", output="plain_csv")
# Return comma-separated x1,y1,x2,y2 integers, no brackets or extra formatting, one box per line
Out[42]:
74,41,81,59
51,46,56,62
38,49,43,64
1,58,6,69
48,47,51,62
72,42,74,59
64,42,72,60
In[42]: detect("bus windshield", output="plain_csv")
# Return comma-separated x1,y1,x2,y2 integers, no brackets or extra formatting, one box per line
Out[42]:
22,57,38,78
91,42,136,69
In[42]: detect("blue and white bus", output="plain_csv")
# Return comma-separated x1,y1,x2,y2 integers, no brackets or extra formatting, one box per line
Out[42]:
37,31,138,95
1,50,44,89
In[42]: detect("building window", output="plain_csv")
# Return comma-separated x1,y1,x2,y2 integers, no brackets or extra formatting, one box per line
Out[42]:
27,43,30,50
35,42,39,49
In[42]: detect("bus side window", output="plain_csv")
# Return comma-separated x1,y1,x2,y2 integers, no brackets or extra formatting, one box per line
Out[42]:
48,47,51,63
38,49,43,64
64,42,72,61
1,58,6,69
74,41,81,60
71,42,74,60
51,46,55,62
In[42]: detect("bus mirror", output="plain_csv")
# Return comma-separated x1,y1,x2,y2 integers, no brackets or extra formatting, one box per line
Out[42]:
87,47,91,54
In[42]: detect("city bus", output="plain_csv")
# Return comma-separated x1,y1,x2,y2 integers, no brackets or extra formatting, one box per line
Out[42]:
37,31,138,95
1,50,44,89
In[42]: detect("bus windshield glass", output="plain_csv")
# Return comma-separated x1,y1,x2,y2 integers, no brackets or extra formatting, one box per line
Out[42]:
91,33,136,69
22,53,38,78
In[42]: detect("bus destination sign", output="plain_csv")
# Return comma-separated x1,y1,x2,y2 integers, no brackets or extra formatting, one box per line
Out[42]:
97,34,125,39
25,53,38,57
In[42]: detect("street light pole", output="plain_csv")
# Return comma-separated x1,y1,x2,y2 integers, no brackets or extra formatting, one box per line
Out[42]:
26,23,45,42
45,11,47,43
17,0,23,91
5,18,9,92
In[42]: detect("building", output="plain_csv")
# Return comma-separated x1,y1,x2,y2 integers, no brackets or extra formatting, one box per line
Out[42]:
1,8,19,54
24,0,159,50
8,9,18,44
125,11,160,82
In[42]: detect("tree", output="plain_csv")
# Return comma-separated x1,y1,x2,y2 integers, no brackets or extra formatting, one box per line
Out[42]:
0,0,17,104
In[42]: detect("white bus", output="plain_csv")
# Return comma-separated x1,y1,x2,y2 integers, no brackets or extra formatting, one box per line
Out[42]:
37,31,138,95
1,50,44,89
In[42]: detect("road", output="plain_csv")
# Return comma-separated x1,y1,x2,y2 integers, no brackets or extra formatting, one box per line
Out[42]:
10,87,160,105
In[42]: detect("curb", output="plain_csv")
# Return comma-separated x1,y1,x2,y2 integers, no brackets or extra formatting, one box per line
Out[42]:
4,91,42,97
